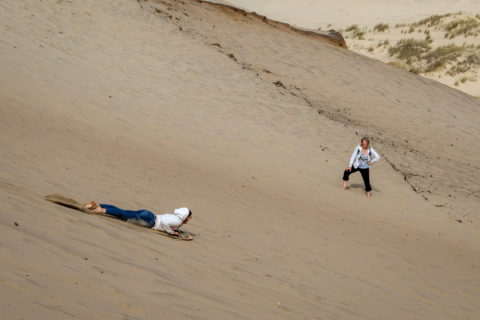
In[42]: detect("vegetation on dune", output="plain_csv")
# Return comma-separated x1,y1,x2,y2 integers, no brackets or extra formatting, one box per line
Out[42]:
373,23,389,32
425,33,433,44
444,17,480,38
345,24,359,32
377,39,389,48
411,14,451,28
388,38,431,61
353,31,365,40
388,40,480,76
345,24,365,39
423,44,465,72
447,51,480,76
335,12,480,86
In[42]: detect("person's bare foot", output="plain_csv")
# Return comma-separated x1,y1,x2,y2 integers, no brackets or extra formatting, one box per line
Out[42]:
84,201,98,209
366,191,371,198
343,181,348,190
91,205,105,214
84,201,105,214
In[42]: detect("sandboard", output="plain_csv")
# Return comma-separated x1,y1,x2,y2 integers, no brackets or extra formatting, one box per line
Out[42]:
45,194,193,241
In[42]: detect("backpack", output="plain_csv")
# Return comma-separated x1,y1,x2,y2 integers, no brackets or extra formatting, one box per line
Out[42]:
354,146,371,168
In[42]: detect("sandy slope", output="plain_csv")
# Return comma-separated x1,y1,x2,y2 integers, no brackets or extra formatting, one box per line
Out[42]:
1,0,479,319
147,0,480,223
218,1,480,96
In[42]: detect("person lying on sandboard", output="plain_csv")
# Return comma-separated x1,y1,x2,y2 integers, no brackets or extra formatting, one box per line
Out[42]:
84,201,192,237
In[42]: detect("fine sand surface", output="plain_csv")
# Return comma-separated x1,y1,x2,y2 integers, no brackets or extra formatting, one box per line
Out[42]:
218,1,480,96
1,0,479,319
216,0,480,28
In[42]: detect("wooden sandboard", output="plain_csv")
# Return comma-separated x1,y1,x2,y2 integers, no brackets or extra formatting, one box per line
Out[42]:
45,194,193,241
151,229,193,241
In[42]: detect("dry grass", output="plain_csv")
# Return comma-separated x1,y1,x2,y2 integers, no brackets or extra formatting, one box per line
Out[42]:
345,24,365,39
411,14,451,28
388,39,480,76
373,23,389,32
388,38,431,61
345,24,359,32
336,12,479,92
447,52,480,75
423,44,465,72
377,39,389,48
444,17,480,38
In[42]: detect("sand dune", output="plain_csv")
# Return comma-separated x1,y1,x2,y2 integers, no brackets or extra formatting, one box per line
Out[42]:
218,1,480,96
147,0,480,222
216,0,480,28
329,12,480,97
1,0,479,319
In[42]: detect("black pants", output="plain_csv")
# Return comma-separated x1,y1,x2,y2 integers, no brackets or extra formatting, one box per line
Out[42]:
343,167,372,192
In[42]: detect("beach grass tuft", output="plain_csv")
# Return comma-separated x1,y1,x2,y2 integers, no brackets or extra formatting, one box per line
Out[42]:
423,44,465,72
444,17,480,38
373,23,389,32
411,13,451,28
388,38,431,60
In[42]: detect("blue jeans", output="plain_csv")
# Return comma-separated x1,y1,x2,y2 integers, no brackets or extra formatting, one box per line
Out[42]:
100,204,156,227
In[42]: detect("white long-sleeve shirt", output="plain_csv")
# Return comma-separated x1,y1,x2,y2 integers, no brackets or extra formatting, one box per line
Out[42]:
349,145,380,169
153,207,190,234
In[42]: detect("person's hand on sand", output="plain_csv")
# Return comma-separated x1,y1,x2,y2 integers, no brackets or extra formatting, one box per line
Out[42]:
345,166,351,171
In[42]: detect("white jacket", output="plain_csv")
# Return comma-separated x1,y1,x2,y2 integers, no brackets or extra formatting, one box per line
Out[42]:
153,207,190,234
349,145,380,169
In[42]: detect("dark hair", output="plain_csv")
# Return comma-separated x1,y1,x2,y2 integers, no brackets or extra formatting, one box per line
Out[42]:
187,210,192,218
